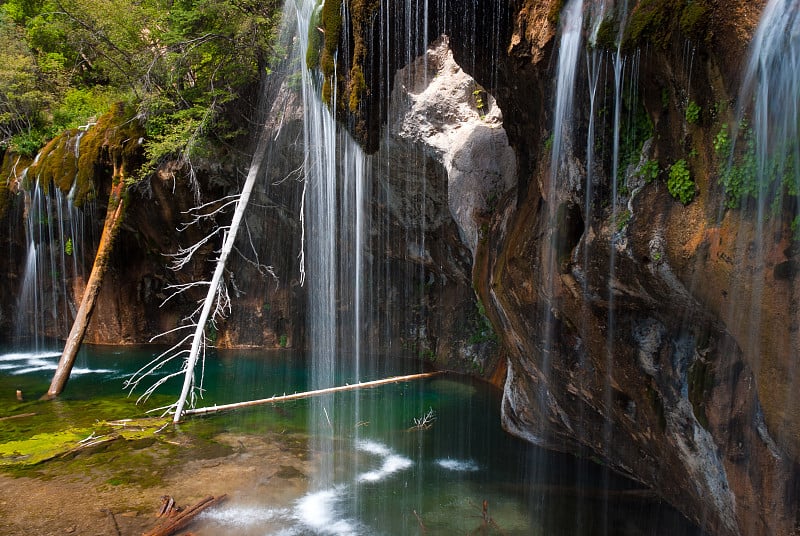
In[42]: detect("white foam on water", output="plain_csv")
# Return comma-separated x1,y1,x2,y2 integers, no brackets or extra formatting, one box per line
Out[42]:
11,363,113,376
355,439,391,457
354,439,413,483
357,454,413,483
435,458,480,472
294,487,360,535
200,504,291,527
0,351,60,362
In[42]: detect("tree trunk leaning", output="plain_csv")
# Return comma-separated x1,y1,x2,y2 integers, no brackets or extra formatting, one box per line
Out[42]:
43,170,128,400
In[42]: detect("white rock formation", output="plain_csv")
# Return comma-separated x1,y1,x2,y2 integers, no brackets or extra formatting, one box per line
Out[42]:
378,36,516,256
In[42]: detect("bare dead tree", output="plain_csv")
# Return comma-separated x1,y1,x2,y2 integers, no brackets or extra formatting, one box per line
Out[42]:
125,125,277,421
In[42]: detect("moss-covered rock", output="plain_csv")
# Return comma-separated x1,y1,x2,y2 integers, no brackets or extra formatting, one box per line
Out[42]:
21,103,144,208
624,0,713,50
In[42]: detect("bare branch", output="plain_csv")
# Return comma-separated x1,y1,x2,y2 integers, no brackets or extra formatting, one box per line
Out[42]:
159,280,213,307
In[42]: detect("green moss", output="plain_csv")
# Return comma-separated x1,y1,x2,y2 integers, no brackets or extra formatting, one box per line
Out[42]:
73,102,144,207
26,130,81,195
624,0,711,50
306,4,323,70
0,429,91,466
625,0,674,49
315,0,343,106
685,100,701,124
615,209,632,231
594,15,618,49
679,1,709,38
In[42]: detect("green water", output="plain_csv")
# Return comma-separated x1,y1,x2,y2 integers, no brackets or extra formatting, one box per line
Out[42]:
0,345,704,535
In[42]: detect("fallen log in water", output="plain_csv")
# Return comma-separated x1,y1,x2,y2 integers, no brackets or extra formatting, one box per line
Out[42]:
182,371,442,418
143,495,226,536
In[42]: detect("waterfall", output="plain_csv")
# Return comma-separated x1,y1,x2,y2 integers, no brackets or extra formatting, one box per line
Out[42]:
292,0,373,496
540,0,584,444
13,147,93,352
549,0,584,190
723,0,800,490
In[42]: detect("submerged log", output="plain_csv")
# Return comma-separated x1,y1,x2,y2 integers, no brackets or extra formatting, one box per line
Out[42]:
182,372,442,418
143,495,226,536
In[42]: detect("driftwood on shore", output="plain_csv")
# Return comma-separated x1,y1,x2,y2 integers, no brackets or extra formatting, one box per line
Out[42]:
182,371,442,418
143,495,226,536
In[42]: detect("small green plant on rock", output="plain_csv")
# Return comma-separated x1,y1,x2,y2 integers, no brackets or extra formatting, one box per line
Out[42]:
668,159,696,204
638,159,660,183
64,237,73,256
685,100,701,124
615,209,632,231
472,89,486,118
713,125,731,154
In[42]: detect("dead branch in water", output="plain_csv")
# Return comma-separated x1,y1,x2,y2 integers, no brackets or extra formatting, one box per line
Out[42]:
182,372,441,418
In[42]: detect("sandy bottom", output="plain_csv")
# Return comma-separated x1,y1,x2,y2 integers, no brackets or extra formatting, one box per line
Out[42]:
0,431,312,536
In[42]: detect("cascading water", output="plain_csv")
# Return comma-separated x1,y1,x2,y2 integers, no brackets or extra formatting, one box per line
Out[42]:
292,0,377,521
542,0,584,440
12,136,94,353
720,0,800,505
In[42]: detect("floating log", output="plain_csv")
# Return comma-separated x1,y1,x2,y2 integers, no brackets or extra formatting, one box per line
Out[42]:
183,372,442,417
143,495,226,536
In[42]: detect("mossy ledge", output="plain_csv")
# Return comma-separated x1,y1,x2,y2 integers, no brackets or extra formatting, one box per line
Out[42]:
22,103,144,208
623,0,713,50
305,0,379,138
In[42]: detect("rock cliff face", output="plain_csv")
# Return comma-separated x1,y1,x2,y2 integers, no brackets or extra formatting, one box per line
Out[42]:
467,1,798,535
332,0,799,534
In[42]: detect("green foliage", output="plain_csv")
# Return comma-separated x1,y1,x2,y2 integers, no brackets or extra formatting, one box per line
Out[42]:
472,89,486,116
615,209,632,231
64,237,73,256
279,334,288,348
9,130,46,156
52,87,122,131
791,215,800,241
617,99,655,184
544,133,554,153
713,124,731,154
1,0,283,178
685,100,701,124
638,159,660,183
719,125,758,208
668,159,696,204
468,298,497,345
